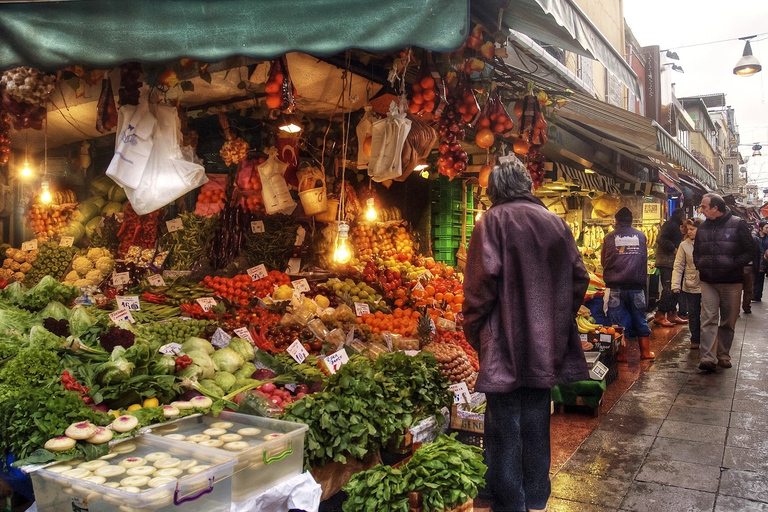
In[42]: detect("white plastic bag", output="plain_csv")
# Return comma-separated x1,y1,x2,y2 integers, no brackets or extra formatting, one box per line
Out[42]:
122,103,208,215
259,147,297,215
106,88,155,190
356,106,375,169
368,101,411,182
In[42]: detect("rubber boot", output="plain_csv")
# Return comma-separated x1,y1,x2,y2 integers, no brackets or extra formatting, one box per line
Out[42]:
639,337,655,360
667,312,688,325
653,311,674,327
616,345,628,363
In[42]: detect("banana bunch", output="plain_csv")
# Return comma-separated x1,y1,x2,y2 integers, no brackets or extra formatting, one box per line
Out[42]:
581,225,606,253
641,224,659,248
576,315,601,333
567,221,580,240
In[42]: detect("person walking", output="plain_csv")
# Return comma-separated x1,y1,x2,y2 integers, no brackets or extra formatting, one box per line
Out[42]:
463,158,589,512
654,208,687,326
601,207,655,361
753,221,768,301
693,193,759,372
676,222,690,319
672,218,702,350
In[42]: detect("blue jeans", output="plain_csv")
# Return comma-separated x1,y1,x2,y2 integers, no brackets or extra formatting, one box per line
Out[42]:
607,288,651,339
485,388,552,512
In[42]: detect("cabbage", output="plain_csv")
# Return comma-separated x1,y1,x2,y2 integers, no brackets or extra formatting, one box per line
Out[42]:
97,346,135,385
85,217,102,238
72,203,101,224
1,281,26,305
101,202,124,216
210,347,244,374
198,379,224,398
150,354,176,375
40,301,70,321
228,338,255,363
185,350,216,380
90,176,116,198
176,364,203,381
69,305,97,337
234,362,257,380
81,195,107,209
108,184,128,203
213,371,237,393
181,337,215,355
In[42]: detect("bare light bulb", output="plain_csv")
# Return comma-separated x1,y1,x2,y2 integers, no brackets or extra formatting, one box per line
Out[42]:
365,197,377,221
40,181,52,204
334,221,352,264
21,161,31,178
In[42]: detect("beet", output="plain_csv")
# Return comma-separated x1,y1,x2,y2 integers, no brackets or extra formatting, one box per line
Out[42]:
252,369,277,380
179,390,203,401
310,381,324,393
89,403,109,413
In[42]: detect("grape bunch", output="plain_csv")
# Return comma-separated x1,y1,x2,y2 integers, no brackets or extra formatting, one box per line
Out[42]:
437,103,469,179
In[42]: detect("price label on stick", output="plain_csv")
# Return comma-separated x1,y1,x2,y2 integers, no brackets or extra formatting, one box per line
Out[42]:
383,332,393,351
112,272,130,286
211,328,232,349
413,281,425,292
196,297,217,312
287,258,301,274
449,382,472,405
247,264,268,281
251,221,265,233
159,342,182,355
59,236,74,247
436,317,456,331
233,327,254,344
21,239,38,251
166,218,184,232
116,295,140,311
148,274,165,287
109,308,135,324
295,226,306,246
354,302,370,316
323,348,350,374
292,278,310,293
287,339,309,364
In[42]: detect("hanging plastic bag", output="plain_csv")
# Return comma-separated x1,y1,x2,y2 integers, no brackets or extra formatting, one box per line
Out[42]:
356,106,375,169
259,147,297,215
122,103,208,215
106,87,155,190
368,102,411,183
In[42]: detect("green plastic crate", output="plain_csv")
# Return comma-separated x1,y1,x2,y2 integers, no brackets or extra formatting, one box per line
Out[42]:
432,212,462,225
434,225,461,237
432,199,463,212
434,249,457,261
434,237,462,250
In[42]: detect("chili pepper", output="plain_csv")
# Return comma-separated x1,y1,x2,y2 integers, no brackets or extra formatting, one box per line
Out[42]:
175,355,193,371
141,292,167,304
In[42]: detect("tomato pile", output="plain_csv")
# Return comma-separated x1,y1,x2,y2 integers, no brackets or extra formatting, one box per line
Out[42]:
200,270,291,305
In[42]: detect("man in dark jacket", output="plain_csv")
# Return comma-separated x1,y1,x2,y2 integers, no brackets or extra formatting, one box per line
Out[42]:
463,158,589,512
601,207,654,360
753,221,768,301
693,193,759,372
654,208,687,326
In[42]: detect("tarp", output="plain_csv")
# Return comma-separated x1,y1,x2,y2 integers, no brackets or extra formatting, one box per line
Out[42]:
0,0,469,71
545,162,621,194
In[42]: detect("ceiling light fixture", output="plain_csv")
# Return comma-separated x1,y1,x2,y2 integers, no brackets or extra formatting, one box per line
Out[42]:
584,168,596,174
278,113,302,133
734,36,762,77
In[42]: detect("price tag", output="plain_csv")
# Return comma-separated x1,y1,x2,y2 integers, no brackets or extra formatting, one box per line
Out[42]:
294,226,306,246
413,281,425,292
449,382,472,405
211,328,232,349
404,350,420,357
159,342,182,355
112,272,130,286
250,220,265,233
287,339,309,364
579,334,588,342
346,327,355,345
287,258,301,274
383,332,393,351
247,264,268,281
418,269,434,280
116,295,140,311
354,302,370,316
430,319,437,335
599,333,612,344
148,274,166,287
109,308,135,324
166,218,184,232
292,278,310,293
196,297,217,312
436,317,456,331
590,361,609,381
233,327,254,344
59,236,74,247
21,239,38,251
323,347,350,374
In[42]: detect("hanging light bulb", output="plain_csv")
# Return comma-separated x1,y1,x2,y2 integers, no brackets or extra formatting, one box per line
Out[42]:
40,179,52,204
20,160,32,178
334,221,352,264
365,197,377,221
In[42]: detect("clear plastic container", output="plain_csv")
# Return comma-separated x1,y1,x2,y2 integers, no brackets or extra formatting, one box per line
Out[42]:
30,436,235,512
142,412,307,503
325,328,346,348
307,318,329,340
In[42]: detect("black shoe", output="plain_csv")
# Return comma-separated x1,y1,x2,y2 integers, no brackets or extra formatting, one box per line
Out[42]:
754,299,762,302
699,361,717,372
690,343,700,350
718,360,732,368
744,310,752,314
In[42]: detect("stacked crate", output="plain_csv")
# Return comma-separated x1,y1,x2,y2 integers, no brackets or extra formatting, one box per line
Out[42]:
431,177,473,266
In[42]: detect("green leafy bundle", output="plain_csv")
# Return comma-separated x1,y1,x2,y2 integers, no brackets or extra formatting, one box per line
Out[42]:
343,434,487,512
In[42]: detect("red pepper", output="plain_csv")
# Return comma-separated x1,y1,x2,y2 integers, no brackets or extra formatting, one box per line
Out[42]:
175,355,193,371
141,292,167,304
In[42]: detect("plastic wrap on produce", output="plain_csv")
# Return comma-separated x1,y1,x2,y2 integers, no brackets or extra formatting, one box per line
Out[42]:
230,471,321,512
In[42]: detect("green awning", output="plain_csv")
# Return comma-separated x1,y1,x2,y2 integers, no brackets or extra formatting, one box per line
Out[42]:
0,0,469,71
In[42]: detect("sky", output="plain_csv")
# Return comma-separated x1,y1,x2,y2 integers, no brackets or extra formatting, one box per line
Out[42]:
623,0,768,186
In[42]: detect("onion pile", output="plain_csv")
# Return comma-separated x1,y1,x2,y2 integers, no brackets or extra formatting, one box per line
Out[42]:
0,67,56,130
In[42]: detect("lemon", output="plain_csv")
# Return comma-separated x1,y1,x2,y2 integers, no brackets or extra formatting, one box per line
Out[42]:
127,404,142,412
315,295,330,309
142,397,160,408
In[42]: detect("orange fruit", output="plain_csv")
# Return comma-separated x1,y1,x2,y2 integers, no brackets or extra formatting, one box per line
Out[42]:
266,94,282,109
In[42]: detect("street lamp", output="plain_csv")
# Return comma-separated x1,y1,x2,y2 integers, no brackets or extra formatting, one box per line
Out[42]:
734,36,762,77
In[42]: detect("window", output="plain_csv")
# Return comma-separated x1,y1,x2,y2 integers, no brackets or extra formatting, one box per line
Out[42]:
605,71,623,108
678,128,689,149
726,164,733,186
577,54,594,93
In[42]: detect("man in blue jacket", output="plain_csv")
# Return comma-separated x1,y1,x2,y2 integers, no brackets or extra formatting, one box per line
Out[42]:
753,221,768,301
601,207,654,360
693,193,759,372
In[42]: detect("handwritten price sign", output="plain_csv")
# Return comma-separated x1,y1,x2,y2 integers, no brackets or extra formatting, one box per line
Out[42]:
287,339,309,364
116,295,140,311
166,218,184,232
247,264,268,281
109,308,135,324
196,297,218,312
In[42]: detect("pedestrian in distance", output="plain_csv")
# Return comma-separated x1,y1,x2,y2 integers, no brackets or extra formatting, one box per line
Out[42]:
753,221,768,302
672,218,702,350
463,157,590,512
653,208,688,327
601,207,655,361
676,221,690,319
693,193,760,372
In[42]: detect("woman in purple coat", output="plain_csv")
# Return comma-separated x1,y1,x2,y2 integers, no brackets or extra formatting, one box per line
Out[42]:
463,158,590,512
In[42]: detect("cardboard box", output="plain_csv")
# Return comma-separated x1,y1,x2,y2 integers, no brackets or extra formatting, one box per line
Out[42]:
450,405,485,434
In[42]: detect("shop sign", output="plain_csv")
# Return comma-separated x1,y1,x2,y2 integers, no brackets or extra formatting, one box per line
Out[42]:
643,203,661,220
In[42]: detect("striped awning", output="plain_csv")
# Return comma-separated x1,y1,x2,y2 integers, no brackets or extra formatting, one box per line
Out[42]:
658,170,682,193
547,163,621,194
619,182,667,200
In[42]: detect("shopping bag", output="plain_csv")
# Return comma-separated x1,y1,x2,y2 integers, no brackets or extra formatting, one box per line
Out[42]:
105,88,155,190
368,101,411,182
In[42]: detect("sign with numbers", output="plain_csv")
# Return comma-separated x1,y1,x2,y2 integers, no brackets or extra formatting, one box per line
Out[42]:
292,278,310,293
22,239,38,251
251,220,265,233
59,236,74,247
287,339,309,364
354,302,370,316
247,264,268,281
159,343,182,355
196,297,217,312
166,218,184,232
148,274,165,287
323,348,350,374
109,308,135,324
116,295,140,311
449,382,472,405
233,327,255,344
112,272,130,286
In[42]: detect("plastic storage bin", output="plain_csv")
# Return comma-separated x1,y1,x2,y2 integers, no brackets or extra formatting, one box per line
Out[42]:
143,411,307,503
30,436,236,512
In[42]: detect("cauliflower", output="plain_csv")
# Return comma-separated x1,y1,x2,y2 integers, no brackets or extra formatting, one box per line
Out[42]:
10,261,20,271
95,256,114,274
20,262,32,273
13,272,25,282
72,256,94,275
4,248,12,257
85,269,103,282
3,258,13,268
0,268,12,280
74,278,91,288
26,251,37,263
65,270,80,281
86,247,107,261
13,251,26,263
